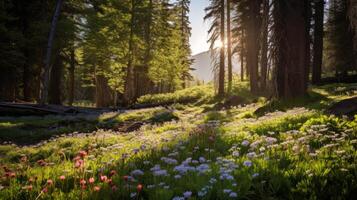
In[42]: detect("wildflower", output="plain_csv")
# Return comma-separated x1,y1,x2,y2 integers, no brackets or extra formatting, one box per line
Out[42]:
41,187,48,193
224,189,232,194
22,185,33,191
246,152,257,159
131,169,144,176
198,190,207,197
37,159,47,166
147,184,155,189
59,175,66,181
111,185,118,191
75,159,84,168
110,170,117,177
229,192,238,198
172,196,185,200
89,177,95,184
153,169,168,177
100,175,108,182
137,184,143,192
79,150,87,158
47,179,53,186
252,173,259,178
123,175,129,181
183,191,192,198
130,192,137,198
241,140,250,146
80,179,86,186
243,160,252,167
199,157,206,163
232,151,240,157
93,186,101,192
174,174,182,179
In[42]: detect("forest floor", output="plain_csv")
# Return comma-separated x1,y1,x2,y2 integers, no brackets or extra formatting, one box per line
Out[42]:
0,83,357,199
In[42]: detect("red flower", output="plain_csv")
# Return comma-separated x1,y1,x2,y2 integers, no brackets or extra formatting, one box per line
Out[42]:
93,186,101,192
100,175,107,182
111,185,118,192
123,175,129,181
109,170,117,177
47,179,53,186
137,184,143,192
79,150,87,158
59,175,66,181
37,160,47,166
42,187,48,193
80,179,86,185
89,177,95,184
75,159,84,168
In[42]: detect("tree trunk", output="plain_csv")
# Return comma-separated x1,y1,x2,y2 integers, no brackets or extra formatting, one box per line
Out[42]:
227,0,233,93
68,48,75,106
274,0,309,99
23,49,31,101
312,0,324,84
124,0,136,106
240,29,245,81
95,70,112,108
48,54,63,105
39,0,63,105
260,0,269,91
218,0,225,97
246,0,261,94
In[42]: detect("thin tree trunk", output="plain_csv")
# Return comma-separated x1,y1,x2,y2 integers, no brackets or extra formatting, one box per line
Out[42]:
240,29,245,81
312,0,324,84
68,48,75,106
218,0,225,97
227,0,233,93
124,0,136,106
48,53,63,105
95,67,112,108
260,0,269,91
39,0,63,105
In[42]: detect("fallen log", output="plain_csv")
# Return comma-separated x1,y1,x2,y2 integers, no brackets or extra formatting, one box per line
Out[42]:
327,97,357,118
0,102,115,116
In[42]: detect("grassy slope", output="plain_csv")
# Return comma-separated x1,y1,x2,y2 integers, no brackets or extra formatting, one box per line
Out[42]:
0,83,356,199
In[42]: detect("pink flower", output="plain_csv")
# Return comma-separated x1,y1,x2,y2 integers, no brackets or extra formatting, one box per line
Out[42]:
59,175,66,181
93,186,101,192
80,179,86,185
47,179,53,186
89,177,95,184
79,150,87,158
75,159,84,168
100,175,108,182
42,187,48,193
137,184,143,192
109,170,117,177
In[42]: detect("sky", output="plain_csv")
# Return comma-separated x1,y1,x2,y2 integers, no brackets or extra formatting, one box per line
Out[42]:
189,0,210,55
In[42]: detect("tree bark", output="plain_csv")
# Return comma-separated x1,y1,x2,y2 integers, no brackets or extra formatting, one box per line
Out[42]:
227,0,233,93
312,0,324,84
68,48,75,106
95,70,112,108
246,0,261,94
124,0,136,106
39,0,63,105
48,53,63,105
274,0,309,99
260,0,269,91
218,0,225,97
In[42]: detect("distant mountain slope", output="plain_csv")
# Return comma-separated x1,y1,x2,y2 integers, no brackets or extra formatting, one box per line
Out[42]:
190,50,240,82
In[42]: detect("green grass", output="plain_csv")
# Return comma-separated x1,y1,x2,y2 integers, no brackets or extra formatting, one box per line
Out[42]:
0,83,356,199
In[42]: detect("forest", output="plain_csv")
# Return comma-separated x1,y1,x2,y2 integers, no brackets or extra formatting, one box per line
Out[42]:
0,0,357,199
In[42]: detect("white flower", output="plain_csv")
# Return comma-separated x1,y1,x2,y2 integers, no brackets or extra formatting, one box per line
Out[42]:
232,151,240,157
131,169,144,176
153,169,168,176
143,160,151,165
172,196,185,200
174,174,182,179
243,160,252,167
198,190,207,197
164,185,170,189
209,178,217,184
246,152,257,159
130,192,137,198
147,184,155,189
266,137,277,145
242,140,250,146
183,191,192,198
223,189,232,194
229,192,238,198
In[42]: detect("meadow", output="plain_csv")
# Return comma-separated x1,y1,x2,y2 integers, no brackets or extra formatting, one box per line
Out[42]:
0,83,356,200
